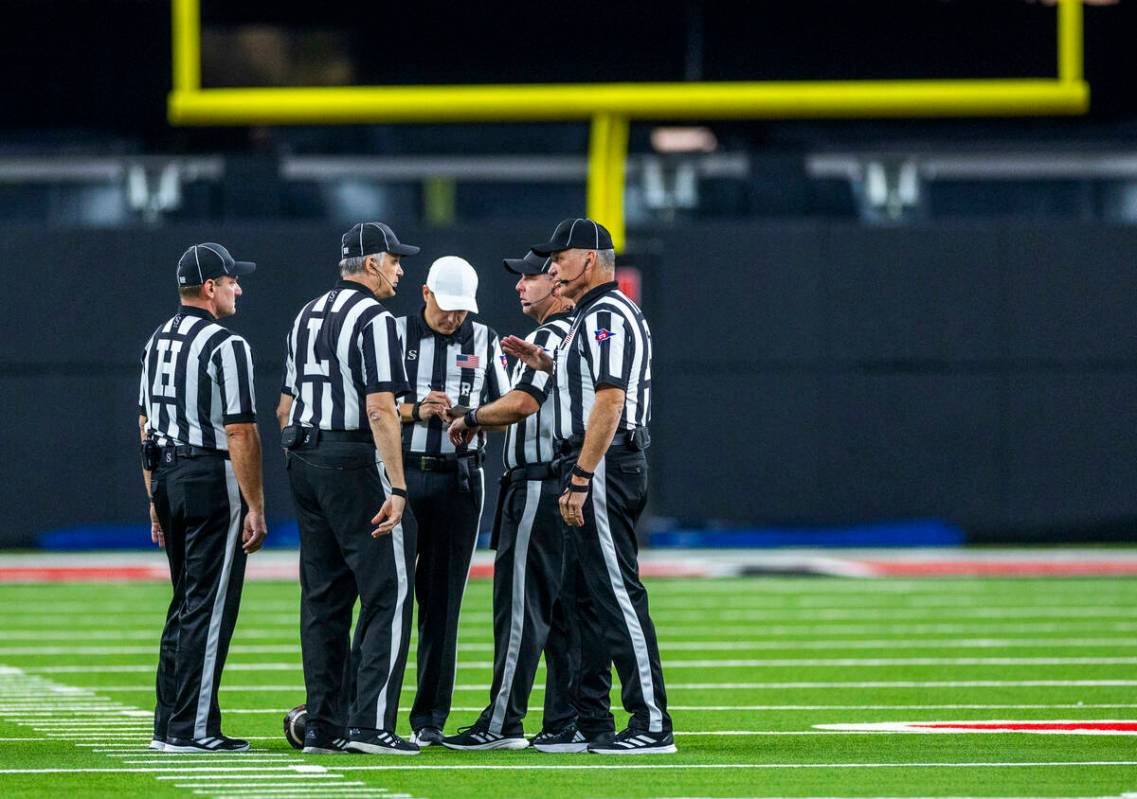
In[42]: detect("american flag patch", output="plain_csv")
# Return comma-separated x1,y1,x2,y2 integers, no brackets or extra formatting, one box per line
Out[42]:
499,354,508,369
594,328,615,343
455,353,481,368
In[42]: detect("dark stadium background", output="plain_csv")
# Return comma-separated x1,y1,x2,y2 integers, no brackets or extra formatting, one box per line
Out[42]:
1,0,1135,548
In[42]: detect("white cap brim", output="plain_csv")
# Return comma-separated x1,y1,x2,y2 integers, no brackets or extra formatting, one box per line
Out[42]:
433,292,478,313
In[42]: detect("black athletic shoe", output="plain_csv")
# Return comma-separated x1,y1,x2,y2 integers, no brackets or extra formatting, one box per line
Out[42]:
531,722,589,753
410,726,444,748
345,728,420,756
302,727,350,755
442,725,529,751
587,728,676,755
164,735,250,753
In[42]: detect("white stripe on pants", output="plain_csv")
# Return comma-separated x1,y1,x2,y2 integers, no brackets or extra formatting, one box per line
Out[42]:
374,459,409,730
592,458,663,733
193,460,242,739
488,480,541,734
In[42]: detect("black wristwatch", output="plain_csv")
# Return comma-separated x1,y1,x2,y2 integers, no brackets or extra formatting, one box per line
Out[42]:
464,408,479,428
411,401,423,422
571,464,594,481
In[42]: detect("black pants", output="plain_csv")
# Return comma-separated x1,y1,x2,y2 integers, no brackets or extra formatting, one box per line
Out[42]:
474,477,564,736
151,454,248,741
563,447,671,734
288,442,415,734
542,529,615,737
404,459,484,731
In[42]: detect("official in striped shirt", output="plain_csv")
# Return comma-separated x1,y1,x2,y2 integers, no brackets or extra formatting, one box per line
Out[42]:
504,218,674,754
392,256,509,745
275,222,419,755
441,250,613,752
138,242,267,754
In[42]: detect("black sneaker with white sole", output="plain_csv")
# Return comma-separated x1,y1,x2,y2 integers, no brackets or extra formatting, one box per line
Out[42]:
442,725,529,751
148,736,166,752
345,728,420,755
531,722,589,753
587,728,676,755
302,727,350,755
163,735,250,753
410,726,444,747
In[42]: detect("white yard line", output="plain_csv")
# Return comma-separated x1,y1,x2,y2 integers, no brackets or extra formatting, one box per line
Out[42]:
23,656,1137,675
4,761,1137,776
5,637,1136,656
211,702,1137,714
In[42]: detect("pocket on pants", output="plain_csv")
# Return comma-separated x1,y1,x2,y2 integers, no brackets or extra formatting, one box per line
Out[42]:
183,479,223,520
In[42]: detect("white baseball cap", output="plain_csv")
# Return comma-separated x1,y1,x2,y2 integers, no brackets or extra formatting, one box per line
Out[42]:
426,256,479,313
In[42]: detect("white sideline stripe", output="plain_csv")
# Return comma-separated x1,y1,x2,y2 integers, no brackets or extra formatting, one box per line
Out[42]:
195,702,1137,714
15,606,1137,624
119,758,301,764
302,761,1137,772
187,787,370,793
15,621,1137,638
89,678,1137,692
26,655,1137,674
191,792,387,797
6,636,1137,654
159,774,346,780
6,636,1137,656
6,761,1137,775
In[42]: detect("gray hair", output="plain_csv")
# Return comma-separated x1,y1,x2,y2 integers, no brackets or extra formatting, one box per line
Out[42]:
596,248,616,270
339,255,369,277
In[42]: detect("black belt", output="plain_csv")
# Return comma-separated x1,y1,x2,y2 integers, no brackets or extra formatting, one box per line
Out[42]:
160,444,229,462
405,449,486,473
502,462,559,485
319,429,373,443
556,428,650,456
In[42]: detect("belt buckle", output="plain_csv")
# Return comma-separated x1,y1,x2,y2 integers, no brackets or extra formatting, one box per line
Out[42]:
420,456,434,472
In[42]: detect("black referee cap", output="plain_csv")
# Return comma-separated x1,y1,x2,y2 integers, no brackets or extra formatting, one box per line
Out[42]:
342,221,420,259
177,243,255,286
503,250,552,276
530,218,613,255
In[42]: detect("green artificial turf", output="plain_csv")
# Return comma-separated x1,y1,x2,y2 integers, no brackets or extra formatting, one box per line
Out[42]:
1,575,1136,798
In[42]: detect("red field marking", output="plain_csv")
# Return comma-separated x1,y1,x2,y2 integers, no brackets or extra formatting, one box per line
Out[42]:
915,722,1137,732
859,560,1137,576
0,561,713,583
0,567,167,583
816,720,1137,735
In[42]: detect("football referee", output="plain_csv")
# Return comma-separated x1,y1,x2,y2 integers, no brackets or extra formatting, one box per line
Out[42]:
503,218,675,754
139,243,267,754
393,256,509,745
443,250,613,753
276,221,419,756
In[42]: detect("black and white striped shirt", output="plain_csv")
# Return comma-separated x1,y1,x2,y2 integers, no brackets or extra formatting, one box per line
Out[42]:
553,281,652,441
138,305,256,450
396,311,509,455
282,281,410,430
503,312,573,468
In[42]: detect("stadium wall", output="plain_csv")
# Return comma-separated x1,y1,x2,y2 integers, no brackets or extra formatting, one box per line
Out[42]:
2,221,1134,547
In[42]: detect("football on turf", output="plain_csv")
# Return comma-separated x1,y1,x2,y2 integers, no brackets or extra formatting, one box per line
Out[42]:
283,704,307,750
